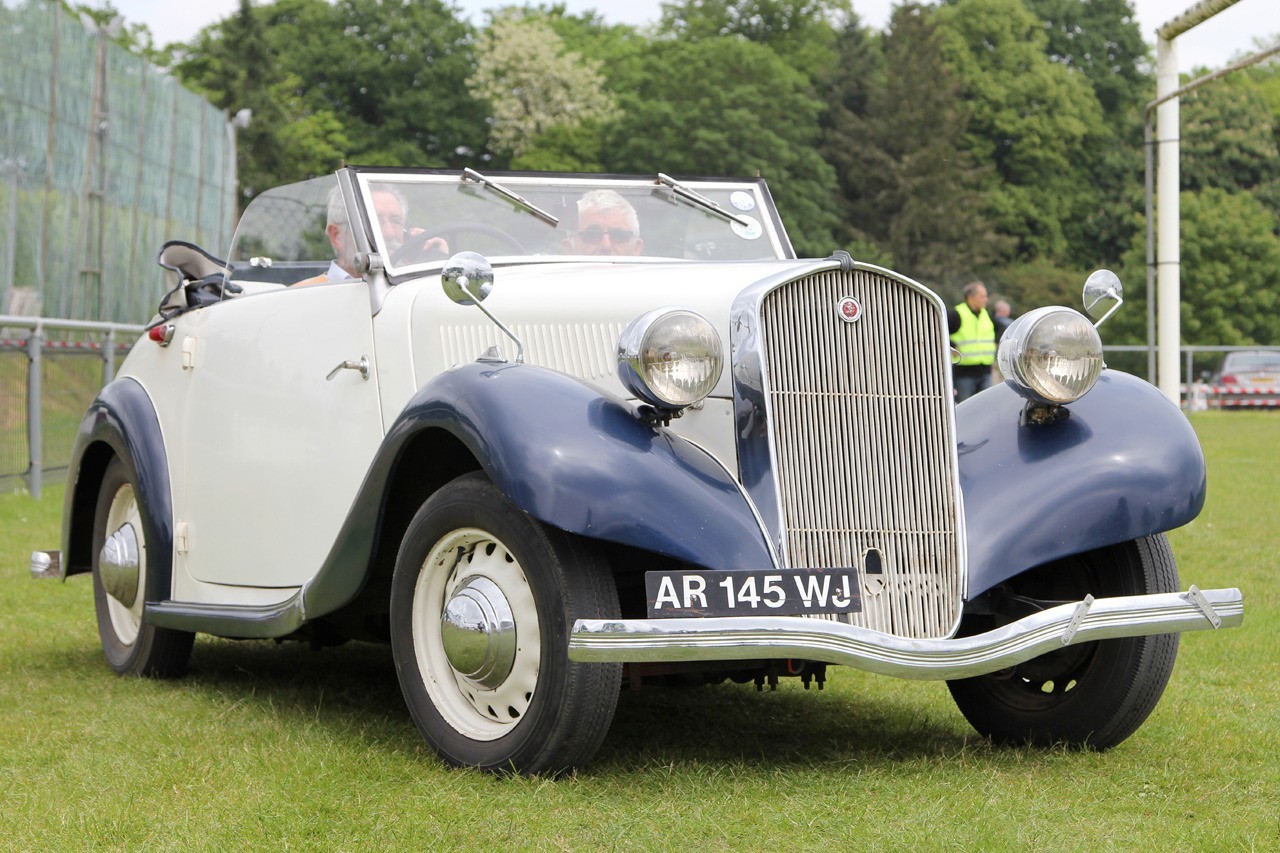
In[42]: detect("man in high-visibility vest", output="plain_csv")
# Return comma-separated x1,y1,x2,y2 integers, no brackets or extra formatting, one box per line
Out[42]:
948,280,997,402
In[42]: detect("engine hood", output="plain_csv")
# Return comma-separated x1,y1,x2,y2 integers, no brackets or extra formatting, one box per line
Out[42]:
403,257,841,400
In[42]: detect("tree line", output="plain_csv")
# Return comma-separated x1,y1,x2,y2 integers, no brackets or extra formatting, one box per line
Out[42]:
79,0,1280,345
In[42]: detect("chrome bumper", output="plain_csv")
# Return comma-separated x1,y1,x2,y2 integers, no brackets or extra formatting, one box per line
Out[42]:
30,550,60,579
568,586,1243,681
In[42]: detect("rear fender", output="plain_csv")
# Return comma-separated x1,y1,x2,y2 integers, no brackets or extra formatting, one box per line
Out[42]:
956,370,1206,597
61,379,173,590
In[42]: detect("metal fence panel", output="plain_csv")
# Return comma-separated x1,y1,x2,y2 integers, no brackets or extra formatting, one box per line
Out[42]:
0,316,141,496
0,346,28,483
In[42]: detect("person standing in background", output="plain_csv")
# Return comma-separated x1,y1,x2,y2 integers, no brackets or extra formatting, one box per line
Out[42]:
992,299,1013,341
990,298,1014,384
948,281,997,402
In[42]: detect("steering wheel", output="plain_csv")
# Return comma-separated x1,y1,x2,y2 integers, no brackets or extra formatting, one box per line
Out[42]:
390,222,528,266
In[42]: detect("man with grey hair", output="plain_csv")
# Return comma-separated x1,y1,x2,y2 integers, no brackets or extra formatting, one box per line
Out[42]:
562,189,644,256
297,184,445,285
947,280,997,402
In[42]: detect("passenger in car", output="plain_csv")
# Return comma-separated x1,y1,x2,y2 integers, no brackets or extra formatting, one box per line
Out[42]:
562,190,644,256
295,185,446,285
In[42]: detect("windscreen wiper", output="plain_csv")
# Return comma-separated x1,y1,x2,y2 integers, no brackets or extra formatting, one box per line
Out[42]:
462,168,559,226
656,173,753,229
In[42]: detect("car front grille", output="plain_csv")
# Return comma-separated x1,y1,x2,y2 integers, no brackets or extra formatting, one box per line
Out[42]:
756,268,963,639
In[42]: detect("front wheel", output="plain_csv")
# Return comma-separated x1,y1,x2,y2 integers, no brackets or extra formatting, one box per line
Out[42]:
948,535,1180,750
390,472,621,775
91,457,194,677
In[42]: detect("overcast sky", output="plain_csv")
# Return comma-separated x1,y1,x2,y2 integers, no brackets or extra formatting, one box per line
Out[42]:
106,0,1279,72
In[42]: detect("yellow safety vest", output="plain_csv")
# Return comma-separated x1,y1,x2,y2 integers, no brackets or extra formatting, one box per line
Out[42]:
951,303,996,366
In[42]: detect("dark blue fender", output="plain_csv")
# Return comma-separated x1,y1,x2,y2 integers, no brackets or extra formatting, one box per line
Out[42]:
301,361,777,620
394,361,775,568
956,370,1206,597
60,378,173,591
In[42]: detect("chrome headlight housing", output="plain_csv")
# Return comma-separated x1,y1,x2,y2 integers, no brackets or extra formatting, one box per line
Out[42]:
617,308,723,410
997,307,1103,405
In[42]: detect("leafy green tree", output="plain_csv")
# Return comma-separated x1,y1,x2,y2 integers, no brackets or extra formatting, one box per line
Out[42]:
1109,189,1280,346
657,0,849,78
176,0,487,196
1180,75,1280,209
816,18,884,253
603,37,840,256
176,0,348,201
824,4,1004,287
469,12,617,167
278,0,487,167
935,0,1106,261
1023,0,1149,120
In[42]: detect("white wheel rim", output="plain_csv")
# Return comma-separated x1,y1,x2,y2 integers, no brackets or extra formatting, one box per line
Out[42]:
412,528,541,740
103,484,145,646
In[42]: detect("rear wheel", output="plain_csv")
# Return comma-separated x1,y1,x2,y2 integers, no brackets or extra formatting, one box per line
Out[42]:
948,535,1180,750
390,472,621,775
91,457,194,677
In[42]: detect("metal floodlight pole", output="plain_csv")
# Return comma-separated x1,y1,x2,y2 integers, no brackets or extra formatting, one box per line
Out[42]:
1146,0,1266,403
1143,34,1280,395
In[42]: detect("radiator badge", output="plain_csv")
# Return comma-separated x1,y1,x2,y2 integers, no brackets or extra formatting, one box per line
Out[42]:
836,295,862,323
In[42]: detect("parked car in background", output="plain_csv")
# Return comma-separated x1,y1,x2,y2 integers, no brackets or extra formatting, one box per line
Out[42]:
35,168,1244,775
1209,350,1280,408
1214,350,1280,385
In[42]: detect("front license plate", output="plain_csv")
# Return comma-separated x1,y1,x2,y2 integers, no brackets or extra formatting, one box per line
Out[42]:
646,568,860,618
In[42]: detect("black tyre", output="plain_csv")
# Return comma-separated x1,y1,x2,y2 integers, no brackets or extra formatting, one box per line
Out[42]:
390,472,621,775
91,457,194,677
948,535,1180,750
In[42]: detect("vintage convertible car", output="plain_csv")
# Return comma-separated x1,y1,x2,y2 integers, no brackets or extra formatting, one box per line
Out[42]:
37,168,1243,775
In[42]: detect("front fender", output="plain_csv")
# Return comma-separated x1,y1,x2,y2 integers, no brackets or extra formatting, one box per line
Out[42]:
300,361,776,621
956,370,1206,597
393,362,776,569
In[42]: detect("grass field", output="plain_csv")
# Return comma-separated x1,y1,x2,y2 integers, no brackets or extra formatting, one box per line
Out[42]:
1,412,1276,849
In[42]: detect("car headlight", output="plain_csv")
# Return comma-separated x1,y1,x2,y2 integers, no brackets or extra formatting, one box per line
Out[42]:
617,308,723,409
997,307,1103,405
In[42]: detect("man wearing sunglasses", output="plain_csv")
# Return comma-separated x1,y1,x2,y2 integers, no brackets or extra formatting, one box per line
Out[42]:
563,190,644,256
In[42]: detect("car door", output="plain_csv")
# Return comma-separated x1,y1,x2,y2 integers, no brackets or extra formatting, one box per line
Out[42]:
173,281,385,590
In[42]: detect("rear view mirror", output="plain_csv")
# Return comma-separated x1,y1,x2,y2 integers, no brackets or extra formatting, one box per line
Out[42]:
1082,269,1123,328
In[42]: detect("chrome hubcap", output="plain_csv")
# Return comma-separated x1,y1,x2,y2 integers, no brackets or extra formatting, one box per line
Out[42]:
99,523,139,608
441,576,516,688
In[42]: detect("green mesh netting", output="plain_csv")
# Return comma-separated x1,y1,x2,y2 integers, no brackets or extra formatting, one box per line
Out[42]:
1,0,236,324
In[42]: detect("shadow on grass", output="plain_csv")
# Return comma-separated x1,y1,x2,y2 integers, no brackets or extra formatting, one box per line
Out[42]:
596,677,970,771
134,636,976,772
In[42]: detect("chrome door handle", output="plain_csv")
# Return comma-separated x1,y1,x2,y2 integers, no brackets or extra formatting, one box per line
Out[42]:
326,355,369,381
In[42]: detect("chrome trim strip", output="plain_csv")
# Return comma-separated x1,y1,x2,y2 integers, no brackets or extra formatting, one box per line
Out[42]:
731,260,848,563
567,587,1244,681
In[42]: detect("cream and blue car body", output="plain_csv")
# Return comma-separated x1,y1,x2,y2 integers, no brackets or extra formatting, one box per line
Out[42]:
45,168,1243,775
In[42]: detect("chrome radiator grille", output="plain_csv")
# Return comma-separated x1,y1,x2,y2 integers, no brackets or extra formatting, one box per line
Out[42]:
757,269,963,639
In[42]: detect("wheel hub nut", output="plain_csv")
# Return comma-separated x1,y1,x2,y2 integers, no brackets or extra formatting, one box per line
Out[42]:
441,576,516,688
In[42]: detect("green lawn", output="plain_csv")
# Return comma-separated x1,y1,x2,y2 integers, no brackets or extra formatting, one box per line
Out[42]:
1,412,1276,849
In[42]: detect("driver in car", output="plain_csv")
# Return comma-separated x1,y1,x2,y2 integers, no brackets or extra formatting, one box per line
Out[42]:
295,185,447,285
562,190,644,256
